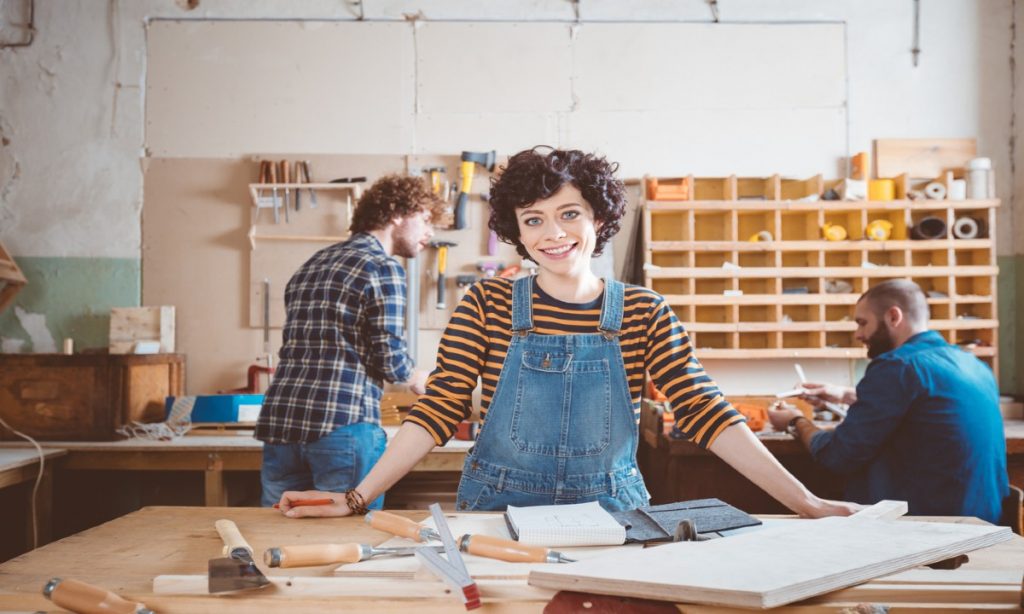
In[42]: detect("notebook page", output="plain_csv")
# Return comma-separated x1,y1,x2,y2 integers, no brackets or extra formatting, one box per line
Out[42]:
506,501,626,547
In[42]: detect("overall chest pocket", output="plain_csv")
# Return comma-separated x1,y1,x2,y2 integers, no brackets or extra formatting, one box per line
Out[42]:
511,351,612,457
521,350,572,373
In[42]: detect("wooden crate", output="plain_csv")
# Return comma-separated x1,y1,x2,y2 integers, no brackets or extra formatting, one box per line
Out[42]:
0,354,185,441
109,306,175,354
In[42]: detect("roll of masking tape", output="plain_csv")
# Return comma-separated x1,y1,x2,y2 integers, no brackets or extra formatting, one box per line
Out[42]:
822,223,847,241
924,182,947,200
952,216,982,240
949,179,967,201
911,216,947,240
868,179,895,201
748,230,773,242
865,219,894,241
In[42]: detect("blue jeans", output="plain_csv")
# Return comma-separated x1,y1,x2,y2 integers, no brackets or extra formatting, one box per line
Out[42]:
261,422,387,508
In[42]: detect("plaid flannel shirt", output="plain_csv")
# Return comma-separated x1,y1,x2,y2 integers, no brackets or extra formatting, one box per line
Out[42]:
256,233,415,444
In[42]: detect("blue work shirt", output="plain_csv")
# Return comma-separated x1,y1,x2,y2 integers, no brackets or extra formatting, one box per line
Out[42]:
809,330,1009,524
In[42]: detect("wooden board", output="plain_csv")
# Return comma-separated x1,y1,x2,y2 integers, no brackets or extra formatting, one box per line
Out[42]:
528,516,1012,609
874,138,977,178
110,306,176,354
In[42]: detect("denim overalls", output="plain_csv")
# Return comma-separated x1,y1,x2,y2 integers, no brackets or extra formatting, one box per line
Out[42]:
455,276,650,512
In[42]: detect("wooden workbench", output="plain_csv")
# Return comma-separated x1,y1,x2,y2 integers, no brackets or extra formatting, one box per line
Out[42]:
0,506,1020,613
639,408,1024,514
0,427,469,507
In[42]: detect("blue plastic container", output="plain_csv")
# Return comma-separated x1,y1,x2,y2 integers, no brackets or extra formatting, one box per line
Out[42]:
164,394,264,423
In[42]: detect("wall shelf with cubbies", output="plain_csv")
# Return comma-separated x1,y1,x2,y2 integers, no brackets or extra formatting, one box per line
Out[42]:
642,174,998,372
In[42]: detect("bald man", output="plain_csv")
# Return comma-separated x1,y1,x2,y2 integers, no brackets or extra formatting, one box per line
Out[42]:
768,279,1009,524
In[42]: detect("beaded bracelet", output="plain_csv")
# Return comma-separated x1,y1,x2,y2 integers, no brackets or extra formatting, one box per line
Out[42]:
345,489,370,515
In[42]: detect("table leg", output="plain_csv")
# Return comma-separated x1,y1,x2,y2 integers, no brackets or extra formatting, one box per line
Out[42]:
205,453,227,507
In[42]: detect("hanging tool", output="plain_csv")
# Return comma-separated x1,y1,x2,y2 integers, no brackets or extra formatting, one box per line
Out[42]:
258,160,279,224
458,534,576,563
43,578,154,614
262,278,273,371
279,160,291,213
455,274,478,301
480,194,500,255
268,159,282,223
414,503,481,610
424,166,450,200
264,543,446,568
293,160,303,210
430,240,457,309
208,519,271,593
454,150,496,230
300,161,318,209
365,509,442,542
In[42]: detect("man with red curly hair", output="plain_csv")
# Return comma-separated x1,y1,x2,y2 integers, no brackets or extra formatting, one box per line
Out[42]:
256,174,443,508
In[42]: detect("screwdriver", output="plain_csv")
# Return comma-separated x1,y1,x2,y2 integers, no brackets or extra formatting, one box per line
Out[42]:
263,543,446,568
365,510,441,542
458,534,576,564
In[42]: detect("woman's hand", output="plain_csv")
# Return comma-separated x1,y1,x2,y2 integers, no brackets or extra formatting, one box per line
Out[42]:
276,490,351,518
798,497,864,518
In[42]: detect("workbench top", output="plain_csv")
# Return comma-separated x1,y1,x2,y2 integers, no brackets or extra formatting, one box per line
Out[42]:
0,506,1020,613
0,448,65,473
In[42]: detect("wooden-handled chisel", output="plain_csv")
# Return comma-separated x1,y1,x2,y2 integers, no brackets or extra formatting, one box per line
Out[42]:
458,534,576,563
43,577,154,614
264,543,445,568
365,510,441,542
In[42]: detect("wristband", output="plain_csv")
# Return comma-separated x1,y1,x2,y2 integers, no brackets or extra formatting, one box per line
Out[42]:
345,489,370,515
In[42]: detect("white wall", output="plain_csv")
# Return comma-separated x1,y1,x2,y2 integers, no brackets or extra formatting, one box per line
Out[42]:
0,0,1015,394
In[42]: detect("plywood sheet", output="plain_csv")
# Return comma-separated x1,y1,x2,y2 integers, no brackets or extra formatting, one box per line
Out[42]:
146,21,415,157
416,22,573,114
528,517,1012,609
874,138,978,178
573,23,846,111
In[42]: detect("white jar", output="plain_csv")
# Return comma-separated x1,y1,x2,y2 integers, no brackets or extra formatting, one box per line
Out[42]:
967,157,992,199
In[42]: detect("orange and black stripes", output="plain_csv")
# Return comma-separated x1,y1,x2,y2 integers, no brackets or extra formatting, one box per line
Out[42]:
404,278,744,447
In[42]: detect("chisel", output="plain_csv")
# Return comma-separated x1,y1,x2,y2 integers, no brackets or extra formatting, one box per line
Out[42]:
268,160,281,224
264,543,445,568
366,510,442,542
458,534,576,563
279,160,291,213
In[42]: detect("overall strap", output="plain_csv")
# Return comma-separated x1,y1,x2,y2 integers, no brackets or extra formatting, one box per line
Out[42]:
510,275,535,334
597,278,625,337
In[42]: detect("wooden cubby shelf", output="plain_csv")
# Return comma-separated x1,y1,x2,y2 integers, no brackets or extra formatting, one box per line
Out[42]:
642,189,999,370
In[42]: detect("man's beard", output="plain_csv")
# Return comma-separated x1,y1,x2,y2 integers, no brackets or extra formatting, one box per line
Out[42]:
865,325,896,358
392,234,421,259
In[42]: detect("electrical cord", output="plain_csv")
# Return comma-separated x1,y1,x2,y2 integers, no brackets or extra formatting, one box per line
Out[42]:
0,413,45,549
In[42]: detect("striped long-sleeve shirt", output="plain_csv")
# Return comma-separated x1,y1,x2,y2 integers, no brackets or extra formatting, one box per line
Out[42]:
405,277,744,447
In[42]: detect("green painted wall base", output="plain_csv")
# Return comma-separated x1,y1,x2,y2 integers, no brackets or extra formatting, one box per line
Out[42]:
0,257,140,352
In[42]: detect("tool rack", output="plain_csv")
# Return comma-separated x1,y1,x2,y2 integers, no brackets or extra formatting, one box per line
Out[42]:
641,174,999,373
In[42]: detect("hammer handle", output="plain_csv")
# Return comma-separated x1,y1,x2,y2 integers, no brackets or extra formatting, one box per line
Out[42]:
215,519,253,557
46,578,149,614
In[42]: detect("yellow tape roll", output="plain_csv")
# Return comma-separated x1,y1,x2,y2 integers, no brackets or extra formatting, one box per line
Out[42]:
868,179,895,201
865,219,894,241
822,223,847,241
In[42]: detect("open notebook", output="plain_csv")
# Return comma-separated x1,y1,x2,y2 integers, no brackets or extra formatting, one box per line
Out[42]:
504,501,627,547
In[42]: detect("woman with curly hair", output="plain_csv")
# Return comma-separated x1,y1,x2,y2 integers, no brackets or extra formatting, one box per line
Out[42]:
276,147,858,518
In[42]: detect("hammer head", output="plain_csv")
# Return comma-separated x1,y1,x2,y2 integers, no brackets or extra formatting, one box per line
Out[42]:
429,240,457,249
461,150,496,172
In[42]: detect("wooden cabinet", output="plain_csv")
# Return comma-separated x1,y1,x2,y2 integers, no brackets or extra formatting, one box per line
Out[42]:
0,354,185,441
642,177,999,371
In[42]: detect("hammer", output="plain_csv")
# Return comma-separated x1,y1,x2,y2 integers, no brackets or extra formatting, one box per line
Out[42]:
430,240,457,309
454,151,496,230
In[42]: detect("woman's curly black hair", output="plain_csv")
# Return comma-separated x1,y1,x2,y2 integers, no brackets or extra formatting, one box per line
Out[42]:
488,147,627,262
350,174,444,234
